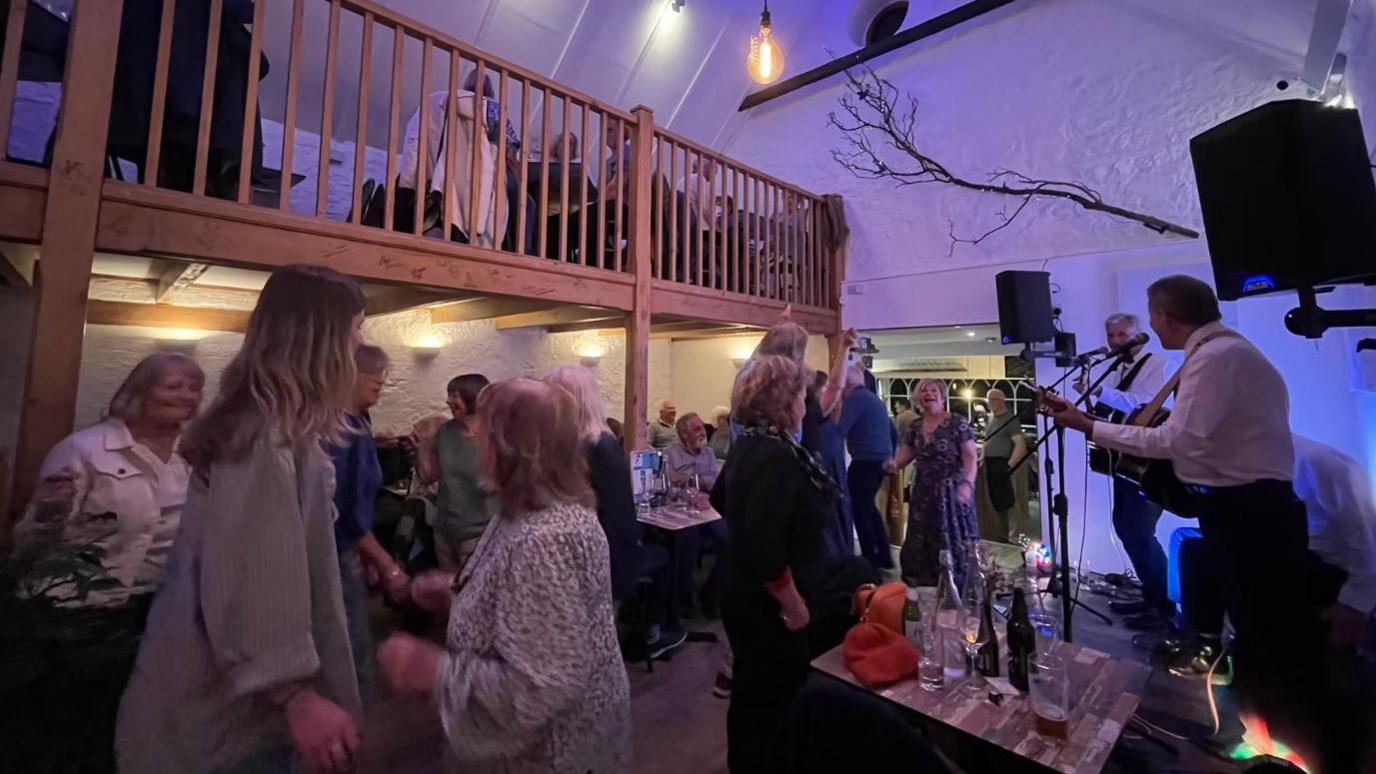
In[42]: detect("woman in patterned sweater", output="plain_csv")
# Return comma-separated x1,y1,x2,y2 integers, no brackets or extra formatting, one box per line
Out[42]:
379,377,631,773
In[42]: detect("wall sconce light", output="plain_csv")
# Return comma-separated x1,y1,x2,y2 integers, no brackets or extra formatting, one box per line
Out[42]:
153,328,209,353
732,356,749,369
409,331,445,357
578,344,605,368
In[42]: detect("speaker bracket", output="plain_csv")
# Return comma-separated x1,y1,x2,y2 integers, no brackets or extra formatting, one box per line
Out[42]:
1284,287,1376,339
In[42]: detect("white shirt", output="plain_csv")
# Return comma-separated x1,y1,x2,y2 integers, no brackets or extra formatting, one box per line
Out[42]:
1090,348,1170,415
1292,435,1376,616
1093,322,1294,487
15,418,189,606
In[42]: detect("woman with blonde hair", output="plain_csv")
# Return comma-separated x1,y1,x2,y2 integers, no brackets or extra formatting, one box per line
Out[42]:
117,265,367,774
713,355,841,772
5,352,203,772
379,378,631,773
885,378,980,587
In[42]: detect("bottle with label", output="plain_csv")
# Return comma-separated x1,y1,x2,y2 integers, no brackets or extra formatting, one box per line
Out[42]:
977,571,1000,677
934,549,964,682
902,582,924,651
1007,586,1035,692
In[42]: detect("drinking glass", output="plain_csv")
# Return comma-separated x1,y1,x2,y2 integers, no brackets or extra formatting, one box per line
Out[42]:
916,588,944,692
958,579,989,694
1030,653,1070,739
1029,611,1058,658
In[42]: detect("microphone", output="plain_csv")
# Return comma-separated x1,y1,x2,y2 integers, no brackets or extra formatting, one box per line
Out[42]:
1075,332,1149,363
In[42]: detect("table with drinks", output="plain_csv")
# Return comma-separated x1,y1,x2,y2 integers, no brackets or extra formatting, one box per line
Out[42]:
812,546,1151,773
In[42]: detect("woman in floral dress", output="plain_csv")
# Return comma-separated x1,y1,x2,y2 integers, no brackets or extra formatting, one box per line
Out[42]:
885,379,980,587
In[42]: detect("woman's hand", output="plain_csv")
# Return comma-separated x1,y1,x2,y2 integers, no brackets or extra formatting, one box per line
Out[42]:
882,458,898,475
283,688,361,773
955,480,975,505
378,633,443,696
780,596,811,632
410,570,456,613
381,565,411,605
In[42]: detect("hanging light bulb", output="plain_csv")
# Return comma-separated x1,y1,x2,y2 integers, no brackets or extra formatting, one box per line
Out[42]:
747,3,785,85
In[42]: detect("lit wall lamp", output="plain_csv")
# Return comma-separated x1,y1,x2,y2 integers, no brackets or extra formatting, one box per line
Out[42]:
579,344,605,368
153,328,210,353
409,331,445,358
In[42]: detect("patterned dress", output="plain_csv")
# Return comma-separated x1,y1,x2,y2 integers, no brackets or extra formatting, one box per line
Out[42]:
900,415,980,587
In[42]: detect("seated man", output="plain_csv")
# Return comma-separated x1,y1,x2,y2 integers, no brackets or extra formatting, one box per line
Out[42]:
664,412,728,617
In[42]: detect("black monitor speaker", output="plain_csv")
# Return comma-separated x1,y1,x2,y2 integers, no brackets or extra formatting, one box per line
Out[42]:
1190,99,1376,301
995,270,1055,344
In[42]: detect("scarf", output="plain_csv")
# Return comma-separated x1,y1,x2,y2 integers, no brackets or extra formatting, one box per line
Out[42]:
740,424,841,504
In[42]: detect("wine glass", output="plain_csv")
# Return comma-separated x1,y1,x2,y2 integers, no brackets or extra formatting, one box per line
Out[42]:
958,563,989,694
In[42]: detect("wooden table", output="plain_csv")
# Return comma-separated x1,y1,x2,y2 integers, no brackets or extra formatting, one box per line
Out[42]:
637,503,721,642
811,639,1149,773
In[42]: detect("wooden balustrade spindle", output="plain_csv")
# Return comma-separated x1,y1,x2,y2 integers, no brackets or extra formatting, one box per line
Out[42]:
382,24,403,230
0,0,29,159
441,51,457,238
278,0,306,211
558,95,571,262
652,134,663,278
537,88,550,258
468,58,485,245
349,13,373,223
516,77,530,255
236,0,265,202
414,37,431,236
668,138,677,283
680,143,690,283
579,103,589,266
595,111,607,269
143,0,175,187
613,117,624,272
192,0,224,196
314,0,341,217
496,69,510,252
695,151,704,288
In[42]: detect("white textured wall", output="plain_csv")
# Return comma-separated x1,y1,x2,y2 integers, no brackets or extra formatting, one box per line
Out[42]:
67,313,677,441
723,0,1310,281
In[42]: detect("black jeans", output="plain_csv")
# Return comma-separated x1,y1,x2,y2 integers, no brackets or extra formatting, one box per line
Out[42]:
1111,477,1170,611
847,459,892,571
721,583,812,774
1193,480,1356,772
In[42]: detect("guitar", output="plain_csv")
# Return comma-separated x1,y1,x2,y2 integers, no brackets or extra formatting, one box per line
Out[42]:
1037,389,1196,516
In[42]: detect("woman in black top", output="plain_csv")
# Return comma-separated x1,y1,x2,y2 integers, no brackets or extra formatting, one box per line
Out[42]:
712,355,840,773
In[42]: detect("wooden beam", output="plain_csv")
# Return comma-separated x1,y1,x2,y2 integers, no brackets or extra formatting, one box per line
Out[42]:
546,315,628,334
624,106,655,453
85,300,250,333
429,297,559,324
365,287,469,317
155,261,210,303
738,0,1020,111
493,306,622,330
648,278,838,335
12,0,124,519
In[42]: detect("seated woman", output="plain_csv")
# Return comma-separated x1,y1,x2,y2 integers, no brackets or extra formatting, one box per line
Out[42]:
712,355,840,773
4,352,204,772
379,378,631,773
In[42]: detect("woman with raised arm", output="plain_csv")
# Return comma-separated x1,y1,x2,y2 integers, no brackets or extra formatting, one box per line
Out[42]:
117,264,367,774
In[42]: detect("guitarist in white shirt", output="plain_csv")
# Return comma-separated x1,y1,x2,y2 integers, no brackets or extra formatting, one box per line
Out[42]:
1045,275,1346,773
1072,313,1173,631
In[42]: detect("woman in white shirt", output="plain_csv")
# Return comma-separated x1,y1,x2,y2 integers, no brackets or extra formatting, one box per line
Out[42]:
5,352,203,773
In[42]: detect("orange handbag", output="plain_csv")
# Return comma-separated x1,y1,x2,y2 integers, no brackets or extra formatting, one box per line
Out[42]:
851,581,906,635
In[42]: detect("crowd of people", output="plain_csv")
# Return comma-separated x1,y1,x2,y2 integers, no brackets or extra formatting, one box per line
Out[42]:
4,264,1372,773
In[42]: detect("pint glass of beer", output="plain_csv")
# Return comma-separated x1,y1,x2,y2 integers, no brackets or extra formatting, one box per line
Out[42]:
1030,654,1069,739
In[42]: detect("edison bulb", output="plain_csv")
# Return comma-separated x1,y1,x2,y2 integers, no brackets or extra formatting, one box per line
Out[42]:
747,10,784,85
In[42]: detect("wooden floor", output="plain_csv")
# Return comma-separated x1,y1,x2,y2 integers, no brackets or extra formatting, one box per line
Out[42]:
356,552,1372,773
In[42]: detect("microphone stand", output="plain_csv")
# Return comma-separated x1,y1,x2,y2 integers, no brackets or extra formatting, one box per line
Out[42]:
1007,351,1128,641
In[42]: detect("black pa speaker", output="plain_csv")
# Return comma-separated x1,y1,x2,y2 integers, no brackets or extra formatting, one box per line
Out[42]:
1190,99,1376,300
995,270,1055,344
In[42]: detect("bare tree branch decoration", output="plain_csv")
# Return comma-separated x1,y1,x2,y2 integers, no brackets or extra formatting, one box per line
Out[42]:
828,65,1200,255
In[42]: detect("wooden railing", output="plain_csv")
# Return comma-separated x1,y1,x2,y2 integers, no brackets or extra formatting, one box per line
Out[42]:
0,0,839,309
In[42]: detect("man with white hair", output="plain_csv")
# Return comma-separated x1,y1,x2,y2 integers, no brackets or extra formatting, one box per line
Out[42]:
981,388,1026,542
649,400,678,450
1073,311,1173,630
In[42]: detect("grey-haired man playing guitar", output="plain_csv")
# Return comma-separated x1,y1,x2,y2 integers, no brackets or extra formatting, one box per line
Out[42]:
1073,312,1172,631
1043,275,1349,772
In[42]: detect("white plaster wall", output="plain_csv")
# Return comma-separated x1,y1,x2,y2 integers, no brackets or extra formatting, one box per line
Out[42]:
723,0,1313,280
668,334,830,422
67,313,675,441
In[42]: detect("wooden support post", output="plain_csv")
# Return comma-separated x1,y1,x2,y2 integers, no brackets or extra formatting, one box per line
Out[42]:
623,106,654,455
11,0,123,517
